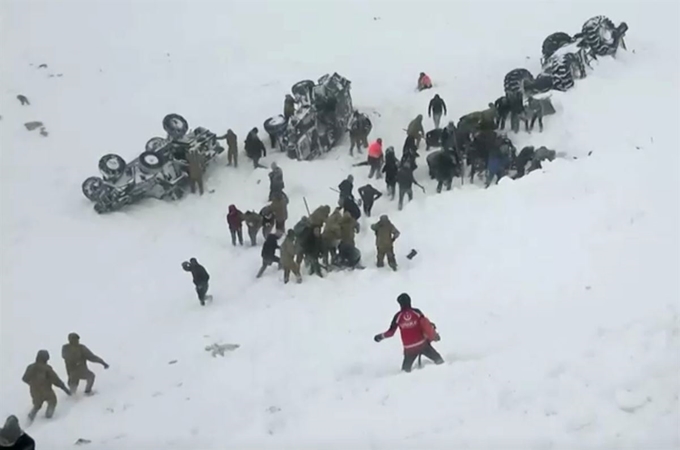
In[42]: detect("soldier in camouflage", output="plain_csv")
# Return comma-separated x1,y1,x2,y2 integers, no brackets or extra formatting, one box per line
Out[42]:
61,333,109,395
22,350,71,421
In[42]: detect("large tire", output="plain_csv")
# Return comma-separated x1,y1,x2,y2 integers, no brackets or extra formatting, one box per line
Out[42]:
163,113,189,139
82,176,104,201
98,154,126,180
145,137,167,153
542,32,573,62
139,151,165,171
263,115,288,135
541,55,575,91
504,69,534,97
581,16,620,57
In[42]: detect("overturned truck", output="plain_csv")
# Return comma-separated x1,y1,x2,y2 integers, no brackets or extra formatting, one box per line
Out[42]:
264,73,353,161
81,114,224,213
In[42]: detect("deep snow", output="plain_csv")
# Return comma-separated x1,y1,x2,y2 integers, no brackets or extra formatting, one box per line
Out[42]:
1,1,679,449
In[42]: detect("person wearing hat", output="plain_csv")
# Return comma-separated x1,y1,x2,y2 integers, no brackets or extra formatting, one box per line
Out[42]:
374,293,444,372
22,350,70,421
61,334,108,395
0,415,36,448
182,258,211,305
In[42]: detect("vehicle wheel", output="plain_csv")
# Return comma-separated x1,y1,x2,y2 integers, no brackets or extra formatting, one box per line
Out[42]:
82,176,104,201
541,32,573,62
263,115,288,135
291,80,315,100
581,16,620,56
504,68,534,97
542,56,575,91
139,151,165,171
98,154,126,180
146,137,167,153
163,113,189,139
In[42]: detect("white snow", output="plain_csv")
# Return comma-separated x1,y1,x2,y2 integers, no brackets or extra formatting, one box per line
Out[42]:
1,1,679,449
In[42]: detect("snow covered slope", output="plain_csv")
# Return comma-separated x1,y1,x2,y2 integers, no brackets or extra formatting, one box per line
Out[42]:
1,1,678,449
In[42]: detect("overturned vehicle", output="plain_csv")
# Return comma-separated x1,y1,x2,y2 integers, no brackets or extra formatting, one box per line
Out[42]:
263,73,353,161
81,114,224,213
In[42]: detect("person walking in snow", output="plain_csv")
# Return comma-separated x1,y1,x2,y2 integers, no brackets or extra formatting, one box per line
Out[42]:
366,138,384,179
428,94,447,129
182,258,211,305
374,293,444,372
382,147,399,200
268,162,285,201
256,233,281,278
22,350,70,421
61,333,109,396
227,204,244,246
358,183,382,217
245,127,266,169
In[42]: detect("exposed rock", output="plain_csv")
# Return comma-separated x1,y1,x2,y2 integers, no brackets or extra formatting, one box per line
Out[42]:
40,128,49,137
38,63,48,69
74,438,91,445
205,343,240,357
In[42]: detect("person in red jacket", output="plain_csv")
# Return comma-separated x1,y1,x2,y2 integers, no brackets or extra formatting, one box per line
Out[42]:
374,293,444,372
227,204,244,246
367,138,384,179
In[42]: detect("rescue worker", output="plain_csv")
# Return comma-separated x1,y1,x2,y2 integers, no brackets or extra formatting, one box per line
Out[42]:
256,233,280,278
348,111,372,156
0,415,35,449
61,333,109,395
321,207,342,266
367,138,384,179
186,148,204,195
417,72,432,91
280,229,302,284
339,210,357,248
243,210,263,246
358,183,382,217
270,191,289,234
374,293,444,372
382,147,399,200
182,258,210,305
309,204,331,228
226,204,244,246
407,114,425,148
370,215,400,270
302,225,324,277
428,94,447,129
337,175,355,206
22,350,70,421
283,94,295,120
260,204,276,238
217,129,239,167
245,127,267,169
268,162,285,201
397,161,424,211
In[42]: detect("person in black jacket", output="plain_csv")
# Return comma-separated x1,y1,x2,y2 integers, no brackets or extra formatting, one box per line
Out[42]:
428,94,447,129
0,415,35,450
397,162,424,211
358,183,382,217
337,175,354,206
245,127,267,169
382,148,399,200
256,234,280,278
182,258,210,306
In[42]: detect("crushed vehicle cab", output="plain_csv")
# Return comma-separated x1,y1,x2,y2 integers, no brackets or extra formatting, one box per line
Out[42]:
81,113,224,213
264,73,353,161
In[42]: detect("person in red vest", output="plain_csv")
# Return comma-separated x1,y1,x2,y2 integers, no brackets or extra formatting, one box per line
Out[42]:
374,293,444,372
367,138,384,179
417,72,433,91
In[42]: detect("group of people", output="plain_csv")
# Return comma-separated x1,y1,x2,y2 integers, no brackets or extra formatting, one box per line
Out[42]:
18,333,108,425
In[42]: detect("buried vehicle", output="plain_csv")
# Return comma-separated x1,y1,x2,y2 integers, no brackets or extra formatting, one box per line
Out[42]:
263,72,353,161
81,114,224,213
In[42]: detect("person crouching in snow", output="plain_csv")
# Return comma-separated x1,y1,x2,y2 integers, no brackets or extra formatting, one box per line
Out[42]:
417,72,432,91
374,293,444,372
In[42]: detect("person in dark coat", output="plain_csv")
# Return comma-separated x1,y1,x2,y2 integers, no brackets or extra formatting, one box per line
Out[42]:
227,205,244,246
301,225,324,277
0,415,35,450
245,127,267,169
428,94,448,129
337,175,355,206
382,147,399,200
182,258,210,305
256,234,281,278
486,142,508,188
358,183,382,217
397,162,424,211
260,205,276,238
268,162,285,200
514,146,535,179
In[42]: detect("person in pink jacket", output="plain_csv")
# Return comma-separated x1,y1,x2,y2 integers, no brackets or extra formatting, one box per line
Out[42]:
367,138,384,179
417,72,432,91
